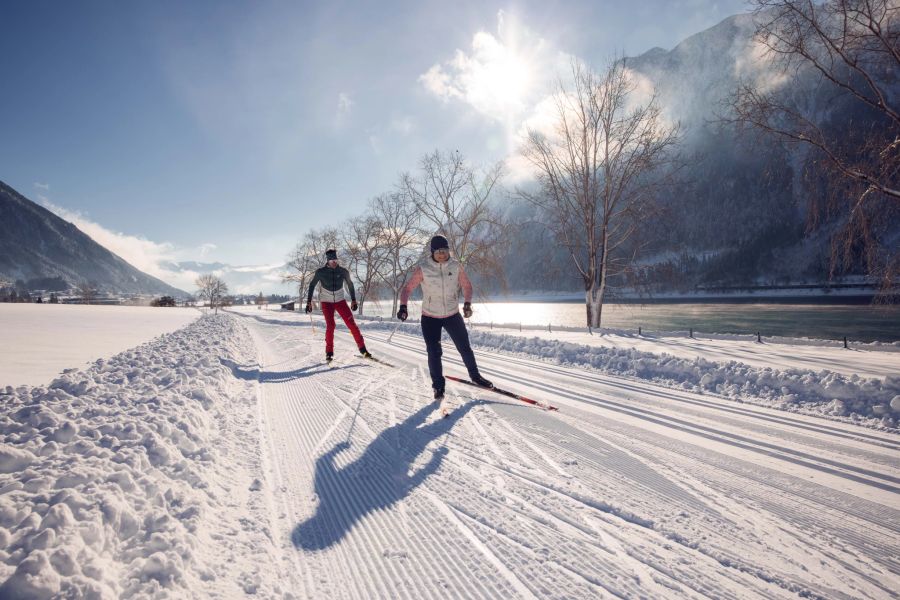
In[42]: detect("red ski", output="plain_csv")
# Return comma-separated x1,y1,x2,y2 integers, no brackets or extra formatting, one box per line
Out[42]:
446,376,559,411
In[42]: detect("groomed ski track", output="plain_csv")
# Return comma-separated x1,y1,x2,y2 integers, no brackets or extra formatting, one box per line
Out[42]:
232,310,900,599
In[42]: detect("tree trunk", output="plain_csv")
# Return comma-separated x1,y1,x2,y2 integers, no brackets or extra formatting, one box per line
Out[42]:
587,226,610,329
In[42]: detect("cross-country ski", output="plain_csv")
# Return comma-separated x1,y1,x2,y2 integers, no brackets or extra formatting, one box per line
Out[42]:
446,375,559,411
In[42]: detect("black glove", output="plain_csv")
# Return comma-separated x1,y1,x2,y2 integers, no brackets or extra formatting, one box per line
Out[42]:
305,302,312,314
350,300,358,311
463,302,473,318
397,304,408,321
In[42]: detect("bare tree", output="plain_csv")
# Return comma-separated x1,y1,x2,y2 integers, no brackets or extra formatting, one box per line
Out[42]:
282,227,340,304
76,281,98,305
195,274,229,314
341,214,391,315
400,150,510,283
520,58,681,328
369,192,423,316
728,0,899,290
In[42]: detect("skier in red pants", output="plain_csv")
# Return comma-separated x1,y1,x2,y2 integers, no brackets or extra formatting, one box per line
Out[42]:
305,249,371,362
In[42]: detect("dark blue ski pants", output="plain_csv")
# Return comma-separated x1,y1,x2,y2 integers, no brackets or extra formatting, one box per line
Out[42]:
421,312,480,392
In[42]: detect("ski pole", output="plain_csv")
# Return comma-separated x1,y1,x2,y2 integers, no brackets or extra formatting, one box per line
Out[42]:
309,313,316,335
386,318,403,343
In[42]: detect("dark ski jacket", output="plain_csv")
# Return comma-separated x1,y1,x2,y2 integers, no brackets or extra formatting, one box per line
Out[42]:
307,265,356,304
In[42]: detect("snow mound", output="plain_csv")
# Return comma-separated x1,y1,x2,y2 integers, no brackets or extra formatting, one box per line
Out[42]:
0,314,259,598
361,321,900,430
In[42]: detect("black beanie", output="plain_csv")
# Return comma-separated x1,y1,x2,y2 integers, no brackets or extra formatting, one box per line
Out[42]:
325,249,338,261
430,235,449,252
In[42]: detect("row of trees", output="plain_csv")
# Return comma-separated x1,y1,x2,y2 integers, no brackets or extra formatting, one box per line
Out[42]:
284,150,510,317
287,59,682,327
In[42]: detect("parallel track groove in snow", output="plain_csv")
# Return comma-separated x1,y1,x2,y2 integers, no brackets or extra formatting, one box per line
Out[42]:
377,331,900,451
225,311,900,599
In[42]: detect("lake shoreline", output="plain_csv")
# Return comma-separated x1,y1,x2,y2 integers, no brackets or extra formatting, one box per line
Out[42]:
484,294,883,306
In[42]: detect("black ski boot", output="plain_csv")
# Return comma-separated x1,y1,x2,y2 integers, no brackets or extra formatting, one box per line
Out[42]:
471,374,493,389
326,352,333,363
433,387,445,400
359,346,372,359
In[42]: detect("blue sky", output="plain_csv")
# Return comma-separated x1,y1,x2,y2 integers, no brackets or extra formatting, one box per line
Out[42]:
1,0,748,293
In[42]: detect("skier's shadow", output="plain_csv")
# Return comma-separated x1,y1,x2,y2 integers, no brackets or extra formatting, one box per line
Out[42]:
259,363,361,383
220,357,361,382
292,399,485,551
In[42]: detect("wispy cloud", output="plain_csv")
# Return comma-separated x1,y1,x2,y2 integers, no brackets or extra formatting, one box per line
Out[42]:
335,92,354,128
231,263,283,273
33,182,50,191
390,115,415,135
38,198,289,294
369,134,383,155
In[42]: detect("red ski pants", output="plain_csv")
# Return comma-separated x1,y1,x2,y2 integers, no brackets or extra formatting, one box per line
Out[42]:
321,300,365,353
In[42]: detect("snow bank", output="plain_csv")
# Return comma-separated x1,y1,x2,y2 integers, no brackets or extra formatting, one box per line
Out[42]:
0,314,259,598
361,321,900,431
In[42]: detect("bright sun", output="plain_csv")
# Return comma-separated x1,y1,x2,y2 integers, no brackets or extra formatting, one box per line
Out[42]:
464,31,533,115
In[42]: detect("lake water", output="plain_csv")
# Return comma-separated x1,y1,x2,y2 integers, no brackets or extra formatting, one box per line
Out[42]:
358,300,900,343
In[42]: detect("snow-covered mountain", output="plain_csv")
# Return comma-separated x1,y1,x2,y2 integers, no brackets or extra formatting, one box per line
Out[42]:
505,12,895,292
0,180,187,296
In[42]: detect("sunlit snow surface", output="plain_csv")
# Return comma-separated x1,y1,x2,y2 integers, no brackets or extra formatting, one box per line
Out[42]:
0,304,199,386
1,307,898,598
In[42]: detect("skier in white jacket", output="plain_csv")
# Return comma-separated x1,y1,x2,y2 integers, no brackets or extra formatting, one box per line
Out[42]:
397,235,492,402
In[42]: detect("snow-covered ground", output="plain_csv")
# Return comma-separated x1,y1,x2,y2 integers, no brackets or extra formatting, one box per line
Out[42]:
0,304,200,386
2,307,899,598
437,319,899,380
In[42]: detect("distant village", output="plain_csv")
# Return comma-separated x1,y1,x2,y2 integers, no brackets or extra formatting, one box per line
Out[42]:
0,276,290,308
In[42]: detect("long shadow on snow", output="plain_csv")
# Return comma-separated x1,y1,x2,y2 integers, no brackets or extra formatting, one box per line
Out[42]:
240,313,313,328
293,398,485,551
220,357,361,382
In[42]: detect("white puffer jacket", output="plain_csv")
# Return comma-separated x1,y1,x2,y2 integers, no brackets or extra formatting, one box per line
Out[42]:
420,257,463,317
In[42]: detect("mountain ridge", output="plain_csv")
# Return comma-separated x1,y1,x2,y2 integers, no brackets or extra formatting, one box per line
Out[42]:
0,180,187,296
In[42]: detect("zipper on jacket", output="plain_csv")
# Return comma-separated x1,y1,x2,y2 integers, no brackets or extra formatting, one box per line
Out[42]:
439,263,446,315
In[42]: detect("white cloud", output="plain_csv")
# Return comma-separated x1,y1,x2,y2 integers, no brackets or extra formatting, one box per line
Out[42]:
369,134,383,155
420,64,463,101
37,198,291,294
420,12,570,124
33,182,50,191
231,263,283,273
335,92,354,128
421,11,576,171
390,115,415,135
734,37,789,93
40,198,179,278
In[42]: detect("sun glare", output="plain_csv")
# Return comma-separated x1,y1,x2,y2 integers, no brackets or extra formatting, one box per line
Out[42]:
464,31,533,116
